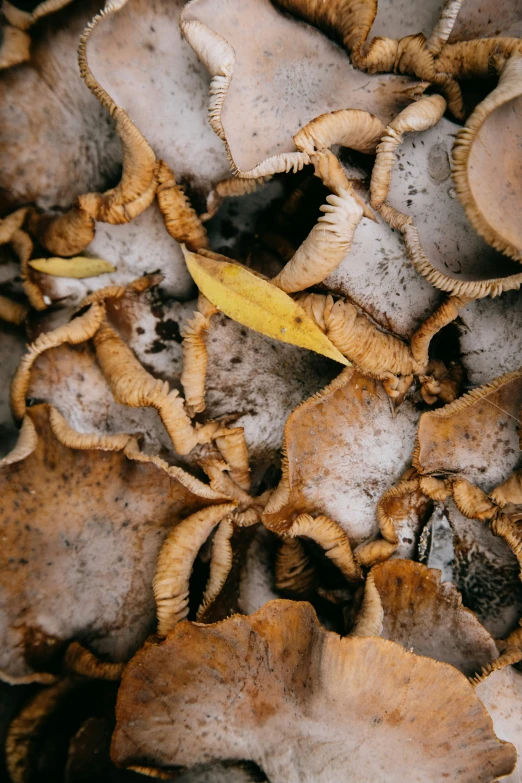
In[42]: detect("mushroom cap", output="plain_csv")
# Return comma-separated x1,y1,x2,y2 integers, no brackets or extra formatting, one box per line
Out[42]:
414,369,522,492
476,666,522,783
383,116,522,297
0,0,121,212
458,292,522,386
263,368,420,546
112,599,516,782
449,0,522,41
371,559,499,676
0,404,225,683
86,0,231,199
181,0,416,176
452,54,522,263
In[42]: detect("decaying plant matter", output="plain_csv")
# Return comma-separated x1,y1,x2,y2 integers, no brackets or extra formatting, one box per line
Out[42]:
1,0,522,780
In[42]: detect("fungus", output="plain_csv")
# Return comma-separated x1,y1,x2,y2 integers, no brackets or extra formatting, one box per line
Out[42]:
370,559,499,675
263,368,420,547
181,0,416,177
0,403,226,683
112,600,515,782
452,54,522,261
370,106,522,298
0,0,74,70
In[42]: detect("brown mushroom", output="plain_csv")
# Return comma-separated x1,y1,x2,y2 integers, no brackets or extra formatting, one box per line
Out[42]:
111,599,516,782
370,559,499,675
0,403,226,683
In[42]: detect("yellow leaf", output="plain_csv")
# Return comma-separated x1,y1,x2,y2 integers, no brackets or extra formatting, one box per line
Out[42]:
29,257,116,278
183,248,349,366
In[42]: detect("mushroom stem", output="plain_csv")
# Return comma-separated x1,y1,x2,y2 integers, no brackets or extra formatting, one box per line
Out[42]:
196,516,235,619
10,302,106,421
214,426,251,493
0,24,31,69
0,209,46,310
275,538,317,598
155,160,209,251
153,503,236,636
370,94,447,222
202,175,271,221
64,642,125,681
93,322,201,455
181,294,218,415
425,0,463,55
0,294,28,326
349,573,384,637
285,513,362,582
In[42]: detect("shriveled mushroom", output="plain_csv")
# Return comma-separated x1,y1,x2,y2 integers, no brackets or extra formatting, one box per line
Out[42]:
0,403,226,683
112,599,516,782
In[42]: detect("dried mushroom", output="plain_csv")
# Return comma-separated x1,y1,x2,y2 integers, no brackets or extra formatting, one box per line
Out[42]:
112,600,515,782
2,0,522,779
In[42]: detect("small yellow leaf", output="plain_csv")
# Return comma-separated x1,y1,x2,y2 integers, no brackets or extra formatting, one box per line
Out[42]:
29,257,116,278
183,248,349,366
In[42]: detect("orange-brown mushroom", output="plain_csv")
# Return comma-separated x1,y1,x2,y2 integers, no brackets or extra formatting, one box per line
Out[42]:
112,599,516,782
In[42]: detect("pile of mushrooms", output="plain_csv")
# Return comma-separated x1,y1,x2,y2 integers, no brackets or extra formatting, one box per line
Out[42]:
1,0,522,780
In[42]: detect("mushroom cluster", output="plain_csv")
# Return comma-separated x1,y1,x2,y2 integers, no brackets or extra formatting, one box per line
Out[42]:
1,0,522,780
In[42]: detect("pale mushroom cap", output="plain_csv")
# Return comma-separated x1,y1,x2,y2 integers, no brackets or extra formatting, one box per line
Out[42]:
264,368,419,545
371,559,499,676
476,666,522,783
368,0,446,41
385,117,522,291
112,599,516,782
87,0,231,197
414,371,522,492
449,0,522,41
182,0,415,173
0,404,223,682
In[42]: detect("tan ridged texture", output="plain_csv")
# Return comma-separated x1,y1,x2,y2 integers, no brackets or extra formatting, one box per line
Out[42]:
3,0,74,30
349,573,383,637
452,54,522,262
371,94,447,216
285,514,362,582
0,403,226,683
293,109,385,155
154,503,236,637
64,641,125,681
214,427,251,493
181,295,219,415
0,294,28,326
0,208,46,310
435,37,522,80
0,416,38,467
491,514,522,575
296,292,463,398
471,646,522,685
354,538,398,566
275,538,317,598
0,24,31,69
272,189,363,293
196,515,235,619
112,600,516,782
272,0,377,53
48,406,133,452
155,160,209,251
372,559,499,676
93,322,202,455
202,175,271,220
6,677,79,783
426,0,464,55
39,1,157,256
10,302,106,421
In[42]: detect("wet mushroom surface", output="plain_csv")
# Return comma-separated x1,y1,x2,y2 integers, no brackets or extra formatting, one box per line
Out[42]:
1,0,522,781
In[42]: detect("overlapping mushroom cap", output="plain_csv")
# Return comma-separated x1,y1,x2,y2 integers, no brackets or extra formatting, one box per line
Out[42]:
0,403,226,684
112,599,515,782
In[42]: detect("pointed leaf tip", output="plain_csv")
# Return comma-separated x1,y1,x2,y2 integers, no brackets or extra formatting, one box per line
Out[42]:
182,247,349,366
